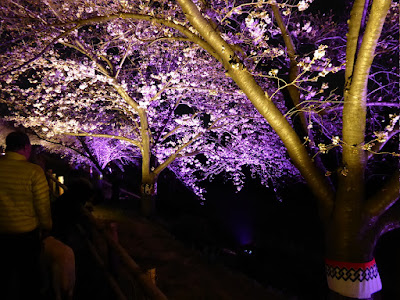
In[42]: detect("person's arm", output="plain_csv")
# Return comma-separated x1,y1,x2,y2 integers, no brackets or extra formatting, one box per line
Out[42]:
32,166,52,232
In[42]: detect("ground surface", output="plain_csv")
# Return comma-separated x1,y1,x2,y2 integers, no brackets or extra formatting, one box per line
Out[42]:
88,204,295,300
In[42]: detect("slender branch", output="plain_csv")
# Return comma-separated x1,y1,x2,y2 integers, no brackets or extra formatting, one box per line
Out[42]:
1,24,80,75
154,112,255,175
160,112,199,142
62,40,110,76
7,0,48,24
148,36,192,47
98,54,115,76
177,0,335,220
149,77,173,102
77,137,105,175
32,131,89,158
0,26,49,48
42,0,64,22
111,81,140,111
271,5,310,138
328,102,400,112
367,126,399,160
153,96,182,144
177,150,201,158
61,132,142,148
153,132,202,175
61,14,222,64
58,39,142,114
115,42,132,79
2,13,222,75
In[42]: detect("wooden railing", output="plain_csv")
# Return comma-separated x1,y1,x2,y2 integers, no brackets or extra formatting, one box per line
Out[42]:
79,209,168,300
45,172,168,300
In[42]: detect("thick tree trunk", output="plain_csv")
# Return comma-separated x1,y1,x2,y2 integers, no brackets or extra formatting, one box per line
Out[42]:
175,0,394,298
324,1,393,298
140,178,157,217
324,210,382,300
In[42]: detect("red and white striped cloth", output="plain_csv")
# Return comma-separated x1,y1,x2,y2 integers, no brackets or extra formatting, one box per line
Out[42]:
325,258,382,299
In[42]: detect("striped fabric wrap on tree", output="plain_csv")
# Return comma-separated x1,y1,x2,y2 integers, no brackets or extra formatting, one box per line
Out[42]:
325,258,382,299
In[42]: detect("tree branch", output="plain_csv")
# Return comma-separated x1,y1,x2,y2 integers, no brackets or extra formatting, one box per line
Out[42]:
177,0,335,220
61,132,142,148
65,14,223,64
271,5,309,136
153,131,202,175
77,136,105,175
338,0,392,210
376,201,400,237
345,0,367,84
0,24,80,75
367,125,399,160
32,131,89,159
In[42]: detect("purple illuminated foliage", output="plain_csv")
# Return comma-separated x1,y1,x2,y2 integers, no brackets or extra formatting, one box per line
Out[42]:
0,0,301,202
0,0,397,204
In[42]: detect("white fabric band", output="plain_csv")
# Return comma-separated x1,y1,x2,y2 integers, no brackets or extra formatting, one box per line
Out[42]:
325,258,382,299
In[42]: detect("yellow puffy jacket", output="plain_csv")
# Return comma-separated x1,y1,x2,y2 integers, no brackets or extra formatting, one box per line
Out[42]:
0,151,52,233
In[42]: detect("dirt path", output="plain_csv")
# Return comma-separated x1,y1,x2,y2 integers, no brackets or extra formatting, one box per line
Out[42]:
91,204,295,300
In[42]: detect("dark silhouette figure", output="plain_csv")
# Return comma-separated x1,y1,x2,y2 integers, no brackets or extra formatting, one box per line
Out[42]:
51,177,94,245
110,172,122,204
0,131,52,300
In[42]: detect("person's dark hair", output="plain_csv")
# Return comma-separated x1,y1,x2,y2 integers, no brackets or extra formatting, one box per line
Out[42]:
67,177,95,205
5,132,31,152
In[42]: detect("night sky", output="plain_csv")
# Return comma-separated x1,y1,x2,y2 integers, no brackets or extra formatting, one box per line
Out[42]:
311,0,348,13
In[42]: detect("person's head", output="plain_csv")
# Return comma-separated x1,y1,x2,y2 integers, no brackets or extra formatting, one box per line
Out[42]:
67,177,95,205
5,131,32,159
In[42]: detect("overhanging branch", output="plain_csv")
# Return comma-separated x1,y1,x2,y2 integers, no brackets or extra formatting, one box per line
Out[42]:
1,24,80,75
61,132,142,149
177,0,335,220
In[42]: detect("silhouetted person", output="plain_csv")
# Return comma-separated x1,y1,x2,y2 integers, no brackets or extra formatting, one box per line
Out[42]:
110,170,122,204
0,131,52,300
51,177,94,245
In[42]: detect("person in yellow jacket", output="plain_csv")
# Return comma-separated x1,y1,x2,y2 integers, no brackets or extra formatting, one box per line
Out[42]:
0,131,52,300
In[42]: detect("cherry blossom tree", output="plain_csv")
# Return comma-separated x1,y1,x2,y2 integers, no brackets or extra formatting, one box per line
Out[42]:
0,0,297,216
172,1,399,299
0,0,399,298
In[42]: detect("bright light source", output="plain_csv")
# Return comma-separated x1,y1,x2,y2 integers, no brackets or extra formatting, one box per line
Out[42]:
58,176,64,195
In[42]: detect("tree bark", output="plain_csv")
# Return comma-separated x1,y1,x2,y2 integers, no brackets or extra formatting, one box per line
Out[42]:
140,178,157,217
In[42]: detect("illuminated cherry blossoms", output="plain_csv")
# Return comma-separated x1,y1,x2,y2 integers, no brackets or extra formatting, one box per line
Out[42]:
0,0,301,203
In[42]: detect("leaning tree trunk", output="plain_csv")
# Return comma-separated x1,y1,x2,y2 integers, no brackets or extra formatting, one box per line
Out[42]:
140,175,157,217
